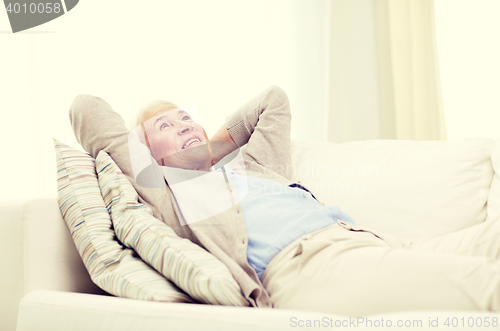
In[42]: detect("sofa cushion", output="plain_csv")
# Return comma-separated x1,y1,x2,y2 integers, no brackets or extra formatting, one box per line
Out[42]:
290,138,496,241
55,139,192,303
18,290,500,331
17,290,343,331
95,150,249,306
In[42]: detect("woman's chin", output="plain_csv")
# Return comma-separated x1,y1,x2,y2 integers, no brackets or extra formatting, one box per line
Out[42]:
160,146,211,170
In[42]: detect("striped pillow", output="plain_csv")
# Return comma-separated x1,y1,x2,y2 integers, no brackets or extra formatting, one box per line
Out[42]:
55,139,192,303
95,150,250,306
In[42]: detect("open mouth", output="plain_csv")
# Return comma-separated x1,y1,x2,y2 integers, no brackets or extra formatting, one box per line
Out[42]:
182,137,202,149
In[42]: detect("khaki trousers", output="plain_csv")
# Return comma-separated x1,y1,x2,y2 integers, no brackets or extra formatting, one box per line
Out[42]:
260,219,500,316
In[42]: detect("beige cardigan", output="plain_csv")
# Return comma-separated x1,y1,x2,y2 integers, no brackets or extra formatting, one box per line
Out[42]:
70,85,295,308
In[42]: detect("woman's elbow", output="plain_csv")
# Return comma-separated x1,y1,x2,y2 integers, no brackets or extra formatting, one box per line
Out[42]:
265,85,290,110
266,85,288,100
69,94,111,126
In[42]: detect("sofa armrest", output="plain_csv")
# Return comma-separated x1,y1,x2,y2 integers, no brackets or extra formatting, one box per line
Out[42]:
23,199,108,296
0,200,26,331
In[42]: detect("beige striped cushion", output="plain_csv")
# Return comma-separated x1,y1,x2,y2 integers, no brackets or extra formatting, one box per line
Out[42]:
54,139,192,303
95,150,250,306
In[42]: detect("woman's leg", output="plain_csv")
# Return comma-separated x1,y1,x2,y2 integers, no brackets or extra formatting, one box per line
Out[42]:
407,218,500,259
261,223,500,316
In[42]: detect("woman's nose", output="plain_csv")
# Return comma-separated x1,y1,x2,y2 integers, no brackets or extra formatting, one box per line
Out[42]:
176,120,192,134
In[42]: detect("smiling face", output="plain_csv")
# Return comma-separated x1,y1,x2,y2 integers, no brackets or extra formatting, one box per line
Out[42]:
141,104,212,170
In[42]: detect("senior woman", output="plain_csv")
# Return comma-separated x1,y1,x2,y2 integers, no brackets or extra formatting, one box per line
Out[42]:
70,86,500,316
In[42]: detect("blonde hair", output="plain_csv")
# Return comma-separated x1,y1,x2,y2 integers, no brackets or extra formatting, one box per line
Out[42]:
129,100,179,131
129,100,179,150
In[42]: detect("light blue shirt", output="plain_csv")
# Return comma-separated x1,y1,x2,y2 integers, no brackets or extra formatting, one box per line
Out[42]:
222,168,356,278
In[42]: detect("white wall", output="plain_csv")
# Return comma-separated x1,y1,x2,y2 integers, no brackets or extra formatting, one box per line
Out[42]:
8,0,492,202
434,0,500,141
0,0,329,200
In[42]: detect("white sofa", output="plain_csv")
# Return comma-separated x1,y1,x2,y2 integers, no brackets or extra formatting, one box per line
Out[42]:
3,138,500,331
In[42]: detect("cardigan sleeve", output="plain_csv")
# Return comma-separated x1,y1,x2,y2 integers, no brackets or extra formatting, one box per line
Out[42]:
225,85,293,180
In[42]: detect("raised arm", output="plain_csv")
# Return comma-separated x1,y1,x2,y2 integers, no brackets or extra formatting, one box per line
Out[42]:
70,95,129,158
69,94,166,191
225,85,292,179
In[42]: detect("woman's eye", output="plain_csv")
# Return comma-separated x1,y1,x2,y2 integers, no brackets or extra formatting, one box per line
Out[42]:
160,123,169,130
182,115,191,121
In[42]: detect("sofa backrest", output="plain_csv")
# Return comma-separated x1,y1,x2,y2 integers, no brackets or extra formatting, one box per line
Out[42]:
487,141,500,226
291,138,497,242
18,138,499,296
20,138,498,297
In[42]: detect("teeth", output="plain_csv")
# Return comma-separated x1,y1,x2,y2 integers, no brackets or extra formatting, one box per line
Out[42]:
183,138,201,149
